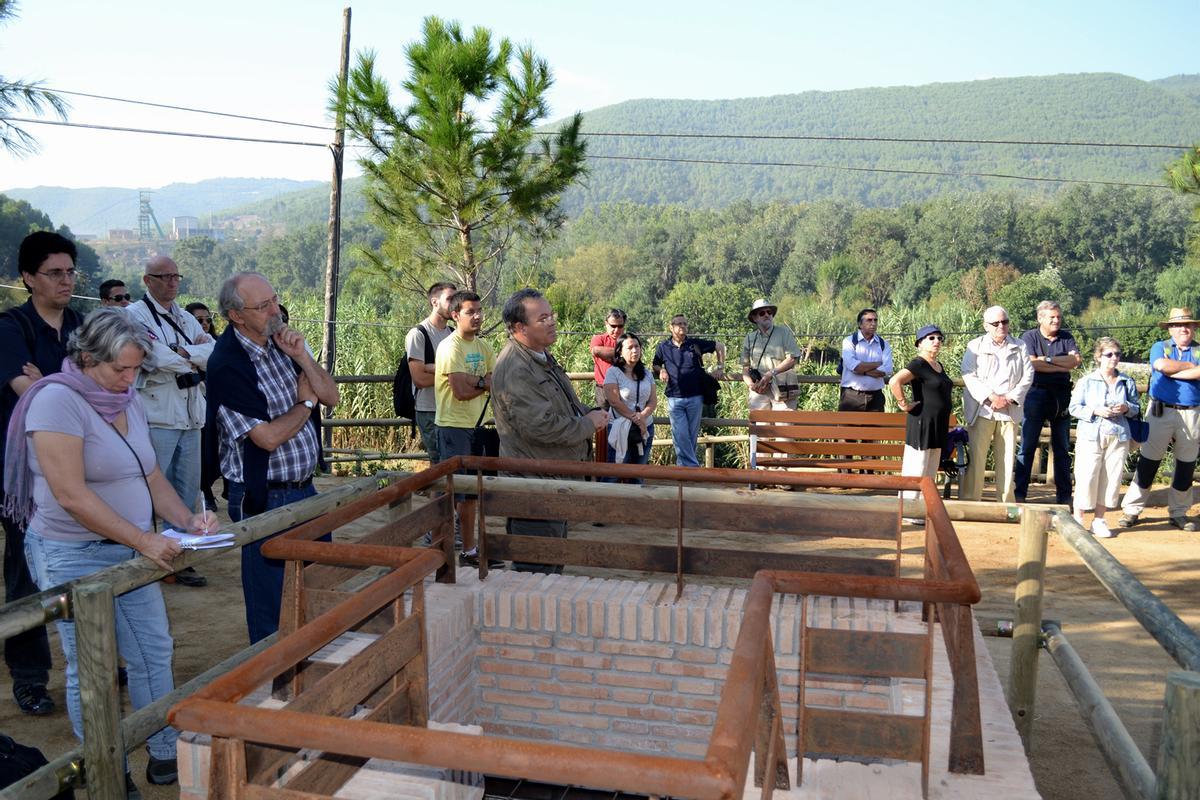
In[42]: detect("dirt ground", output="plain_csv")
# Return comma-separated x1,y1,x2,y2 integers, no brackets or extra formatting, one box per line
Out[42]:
2,473,1195,800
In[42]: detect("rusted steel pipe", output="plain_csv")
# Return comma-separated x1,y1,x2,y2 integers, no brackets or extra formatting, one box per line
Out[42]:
707,574,776,787
763,570,979,604
276,460,459,544
179,550,441,705
171,700,731,800
460,454,917,491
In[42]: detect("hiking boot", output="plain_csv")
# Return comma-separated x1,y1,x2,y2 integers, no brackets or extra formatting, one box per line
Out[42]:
1170,516,1197,532
146,755,178,786
13,684,54,716
1116,513,1139,528
173,567,207,588
459,550,504,569
126,773,142,800
1091,519,1115,539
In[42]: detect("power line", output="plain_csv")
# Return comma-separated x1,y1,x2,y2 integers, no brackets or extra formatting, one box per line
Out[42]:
3,117,328,148
584,152,1172,190
17,84,332,131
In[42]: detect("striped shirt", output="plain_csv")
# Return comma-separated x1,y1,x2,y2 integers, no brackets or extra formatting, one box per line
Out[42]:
216,329,318,482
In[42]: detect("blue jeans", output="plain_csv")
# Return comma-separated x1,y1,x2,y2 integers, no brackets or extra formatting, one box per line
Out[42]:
227,480,320,645
1014,385,1073,504
24,532,177,759
150,427,201,513
667,395,704,468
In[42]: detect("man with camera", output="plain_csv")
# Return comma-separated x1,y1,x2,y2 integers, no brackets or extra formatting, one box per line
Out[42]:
741,298,801,410
126,255,214,587
1119,307,1200,531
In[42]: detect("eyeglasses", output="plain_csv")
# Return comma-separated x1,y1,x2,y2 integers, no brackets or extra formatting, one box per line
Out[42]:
670,320,688,327
147,273,183,282
528,313,557,325
607,321,626,328
1100,351,1121,359
986,319,1010,326
37,268,77,281
107,293,132,302
243,294,280,313
194,315,212,323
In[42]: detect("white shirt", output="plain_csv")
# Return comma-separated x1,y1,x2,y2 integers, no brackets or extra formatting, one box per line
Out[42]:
839,332,893,392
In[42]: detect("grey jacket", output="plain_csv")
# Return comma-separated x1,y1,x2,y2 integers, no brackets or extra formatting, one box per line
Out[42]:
492,338,593,469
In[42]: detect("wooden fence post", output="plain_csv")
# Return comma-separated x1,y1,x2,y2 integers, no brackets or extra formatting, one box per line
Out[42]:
1156,670,1200,799
73,582,124,800
1008,508,1049,751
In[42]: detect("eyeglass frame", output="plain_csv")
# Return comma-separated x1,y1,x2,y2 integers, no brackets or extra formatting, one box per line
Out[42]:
146,273,183,282
35,268,78,282
106,293,133,302
242,294,280,313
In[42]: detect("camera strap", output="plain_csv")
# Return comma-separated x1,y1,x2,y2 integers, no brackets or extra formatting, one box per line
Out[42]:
142,297,195,347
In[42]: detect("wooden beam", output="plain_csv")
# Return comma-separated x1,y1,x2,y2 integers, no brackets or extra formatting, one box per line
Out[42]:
804,628,928,680
802,707,924,762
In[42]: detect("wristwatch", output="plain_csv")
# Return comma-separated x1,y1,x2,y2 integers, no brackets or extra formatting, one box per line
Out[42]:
1045,355,1054,364
476,376,486,389
300,399,315,410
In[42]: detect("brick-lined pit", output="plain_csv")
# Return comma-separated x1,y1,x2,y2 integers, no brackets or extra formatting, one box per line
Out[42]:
179,568,1039,799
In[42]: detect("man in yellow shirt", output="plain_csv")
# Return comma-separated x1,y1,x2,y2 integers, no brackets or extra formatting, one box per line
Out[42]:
434,290,496,565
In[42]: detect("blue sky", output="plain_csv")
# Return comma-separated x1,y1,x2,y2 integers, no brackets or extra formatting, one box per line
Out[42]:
1,0,1195,191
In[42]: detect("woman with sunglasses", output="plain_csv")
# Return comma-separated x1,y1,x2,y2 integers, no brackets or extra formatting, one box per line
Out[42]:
889,325,953,504
1069,337,1139,539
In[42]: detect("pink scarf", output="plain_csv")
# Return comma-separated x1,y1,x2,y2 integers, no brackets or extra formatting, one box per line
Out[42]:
3,358,137,526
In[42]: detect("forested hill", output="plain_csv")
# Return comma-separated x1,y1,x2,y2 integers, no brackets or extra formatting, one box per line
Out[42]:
558,72,1200,209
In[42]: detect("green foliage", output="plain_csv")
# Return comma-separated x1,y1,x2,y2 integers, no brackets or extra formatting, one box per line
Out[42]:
1156,263,1200,312
0,193,101,301
335,16,587,300
660,281,758,335
0,1,68,157
991,266,1069,329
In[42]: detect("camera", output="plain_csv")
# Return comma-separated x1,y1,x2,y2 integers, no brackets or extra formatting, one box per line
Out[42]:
747,368,764,382
175,370,205,389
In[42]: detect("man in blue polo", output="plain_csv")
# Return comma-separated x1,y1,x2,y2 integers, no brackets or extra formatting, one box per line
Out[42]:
1120,307,1200,531
652,314,725,467
1014,300,1081,506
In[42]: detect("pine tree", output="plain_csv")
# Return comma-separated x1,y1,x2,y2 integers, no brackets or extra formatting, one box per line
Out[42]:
0,0,68,156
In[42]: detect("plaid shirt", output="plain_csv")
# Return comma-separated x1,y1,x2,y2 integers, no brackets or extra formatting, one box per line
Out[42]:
216,328,318,482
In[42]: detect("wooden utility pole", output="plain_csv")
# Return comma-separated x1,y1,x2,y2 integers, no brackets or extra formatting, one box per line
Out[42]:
321,6,351,448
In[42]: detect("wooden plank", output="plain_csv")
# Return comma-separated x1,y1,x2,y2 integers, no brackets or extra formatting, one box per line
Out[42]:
750,424,906,439
804,628,928,679
1156,671,1200,799
305,589,396,636
755,440,905,457
243,784,330,800
802,707,924,762
939,602,985,774
212,737,249,799
483,489,900,539
280,685,411,796
74,583,124,800
1009,509,1049,751
751,410,907,426
752,458,903,472
487,536,895,577
246,615,421,783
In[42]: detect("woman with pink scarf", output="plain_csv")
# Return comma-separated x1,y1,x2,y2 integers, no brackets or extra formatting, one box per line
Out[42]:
4,308,215,797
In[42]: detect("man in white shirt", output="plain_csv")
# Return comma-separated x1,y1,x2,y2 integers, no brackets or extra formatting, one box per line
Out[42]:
838,308,893,412
126,256,214,586
961,305,1035,503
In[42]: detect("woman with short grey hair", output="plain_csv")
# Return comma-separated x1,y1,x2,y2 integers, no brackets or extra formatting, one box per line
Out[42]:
3,307,217,794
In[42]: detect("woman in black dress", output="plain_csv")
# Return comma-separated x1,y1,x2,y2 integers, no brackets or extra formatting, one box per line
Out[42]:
889,324,953,502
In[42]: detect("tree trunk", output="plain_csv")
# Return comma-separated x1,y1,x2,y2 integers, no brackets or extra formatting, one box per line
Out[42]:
459,224,478,292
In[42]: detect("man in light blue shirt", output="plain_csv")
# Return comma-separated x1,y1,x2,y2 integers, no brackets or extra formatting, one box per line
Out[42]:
838,308,893,412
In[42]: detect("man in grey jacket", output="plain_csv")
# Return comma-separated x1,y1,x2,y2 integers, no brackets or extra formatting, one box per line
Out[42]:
492,289,607,572
126,255,214,586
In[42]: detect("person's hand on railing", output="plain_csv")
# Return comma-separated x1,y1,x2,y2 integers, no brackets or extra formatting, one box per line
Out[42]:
136,530,182,571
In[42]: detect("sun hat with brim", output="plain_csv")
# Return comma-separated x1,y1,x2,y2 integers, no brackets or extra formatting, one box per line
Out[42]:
1159,307,1200,328
914,324,943,345
747,298,778,323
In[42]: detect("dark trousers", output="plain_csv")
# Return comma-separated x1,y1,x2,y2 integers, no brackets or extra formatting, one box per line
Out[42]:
508,518,567,574
2,514,51,687
1015,385,1073,504
838,387,885,412
227,481,323,645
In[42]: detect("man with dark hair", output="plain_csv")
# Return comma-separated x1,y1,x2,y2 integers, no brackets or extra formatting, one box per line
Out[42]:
1014,300,1081,505
99,278,132,307
838,308,893,412
652,314,726,467
405,282,456,463
589,308,627,410
433,289,496,566
492,289,607,572
206,272,339,643
0,231,84,715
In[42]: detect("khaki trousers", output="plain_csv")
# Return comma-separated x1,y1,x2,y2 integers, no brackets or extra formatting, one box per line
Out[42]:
963,416,1018,503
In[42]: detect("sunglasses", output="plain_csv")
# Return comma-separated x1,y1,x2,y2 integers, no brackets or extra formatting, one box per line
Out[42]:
986,319,1010,327
756,309,775,317
107,293,132,302
924,334,944,342
1100,351,1121,359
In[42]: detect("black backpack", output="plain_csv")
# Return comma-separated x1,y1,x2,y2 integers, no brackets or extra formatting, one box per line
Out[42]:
837,331,886,375
393,325,435,429
0,734,72,800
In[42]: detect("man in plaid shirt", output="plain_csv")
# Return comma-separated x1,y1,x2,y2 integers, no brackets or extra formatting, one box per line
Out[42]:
204,272,339,643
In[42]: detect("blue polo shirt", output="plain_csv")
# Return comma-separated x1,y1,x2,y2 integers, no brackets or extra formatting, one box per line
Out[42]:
1149,340,1200,406
1020,328,1079,390
0,300,81,465
652,337,717,398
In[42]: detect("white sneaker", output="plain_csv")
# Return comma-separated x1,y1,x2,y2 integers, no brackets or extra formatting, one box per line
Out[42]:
1091,519,1115,539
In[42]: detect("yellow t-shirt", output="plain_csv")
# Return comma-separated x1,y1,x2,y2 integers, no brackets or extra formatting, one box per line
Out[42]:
434,332,495,428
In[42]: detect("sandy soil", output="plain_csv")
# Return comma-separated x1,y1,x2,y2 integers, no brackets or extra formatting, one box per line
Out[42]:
2,474,1194,800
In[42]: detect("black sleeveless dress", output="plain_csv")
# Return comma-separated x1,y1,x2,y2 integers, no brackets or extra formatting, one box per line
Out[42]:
905,357,953,450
